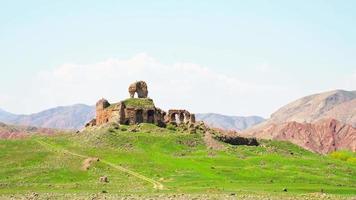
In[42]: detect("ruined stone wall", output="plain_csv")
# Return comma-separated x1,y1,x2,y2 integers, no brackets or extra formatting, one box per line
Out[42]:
95,104,195,127
96,99,125,126
123,107,165,126
167,109,195,124
87,81,197,128
96,99,111,125
92,98,194,128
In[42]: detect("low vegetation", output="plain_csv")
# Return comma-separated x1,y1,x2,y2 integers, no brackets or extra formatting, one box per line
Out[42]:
122,98,155,109
0,123,355,199
330,151,356,164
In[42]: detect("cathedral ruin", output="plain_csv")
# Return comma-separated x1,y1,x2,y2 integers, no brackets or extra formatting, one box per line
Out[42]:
86,81,195,128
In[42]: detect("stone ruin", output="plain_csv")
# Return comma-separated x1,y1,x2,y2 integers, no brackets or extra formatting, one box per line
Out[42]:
128,81,148,98
86,81,195,128
167,109,195,124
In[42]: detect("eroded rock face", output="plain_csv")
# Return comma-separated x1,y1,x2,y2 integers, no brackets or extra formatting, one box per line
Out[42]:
128,81,148,98
246,119,356,154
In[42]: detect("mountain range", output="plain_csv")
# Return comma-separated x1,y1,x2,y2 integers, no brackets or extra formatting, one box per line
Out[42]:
0,122,57,139
243,90,356,154
0,106,264,131
195,113,264,131
0,89,355,154
0,104,95,130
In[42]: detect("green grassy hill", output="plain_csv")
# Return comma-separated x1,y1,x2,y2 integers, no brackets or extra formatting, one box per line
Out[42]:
0,123,355,199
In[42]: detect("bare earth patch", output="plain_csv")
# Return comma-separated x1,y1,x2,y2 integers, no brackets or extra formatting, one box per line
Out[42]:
82,157,100,170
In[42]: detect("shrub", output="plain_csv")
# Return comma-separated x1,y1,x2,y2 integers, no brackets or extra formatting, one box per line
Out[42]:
330,150,355,163
166,123,176,131
346,157,356,164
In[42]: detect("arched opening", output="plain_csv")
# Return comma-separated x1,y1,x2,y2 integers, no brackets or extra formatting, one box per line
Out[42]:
135,110,143,124
175,113,181,124
179,113,184,124
184,113,190,123
147,110,155,123
170,113,177,122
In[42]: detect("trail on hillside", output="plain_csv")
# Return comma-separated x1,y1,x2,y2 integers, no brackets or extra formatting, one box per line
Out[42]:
35,139,164,190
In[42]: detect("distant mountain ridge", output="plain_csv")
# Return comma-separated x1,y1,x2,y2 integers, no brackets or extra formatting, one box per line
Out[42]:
0,122,57,139
270,90,356,127
0,104,95,130
243,90,356,154
0,106,264,131
0,108,18,121
196,113,264,131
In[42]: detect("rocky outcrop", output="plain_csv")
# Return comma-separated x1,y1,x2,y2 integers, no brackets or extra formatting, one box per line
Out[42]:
245,119,356,154
128,81,148,98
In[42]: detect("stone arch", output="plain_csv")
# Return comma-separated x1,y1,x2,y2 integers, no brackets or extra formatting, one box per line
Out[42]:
147,110,155,123
135,109,143,124
179,113,184,124
190,114,196,123
183,111,191,123
170,113,177,122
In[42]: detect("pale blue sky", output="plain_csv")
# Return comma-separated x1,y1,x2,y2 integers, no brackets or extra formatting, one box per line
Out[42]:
0,0,355,116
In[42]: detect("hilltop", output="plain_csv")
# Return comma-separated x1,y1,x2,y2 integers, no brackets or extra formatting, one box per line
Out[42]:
0,123,355,199
0,82,355,199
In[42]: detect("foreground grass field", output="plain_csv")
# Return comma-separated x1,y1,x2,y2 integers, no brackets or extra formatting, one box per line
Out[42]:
0,123,355,199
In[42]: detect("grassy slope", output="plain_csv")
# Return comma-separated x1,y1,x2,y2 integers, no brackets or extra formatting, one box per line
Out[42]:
122,98,155,109
0,123,355,198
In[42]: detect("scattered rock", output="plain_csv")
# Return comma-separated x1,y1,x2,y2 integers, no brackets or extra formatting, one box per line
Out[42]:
85,118,97,127
99,176,109,183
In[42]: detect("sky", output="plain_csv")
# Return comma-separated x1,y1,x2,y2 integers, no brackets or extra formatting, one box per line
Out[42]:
0,0,355,117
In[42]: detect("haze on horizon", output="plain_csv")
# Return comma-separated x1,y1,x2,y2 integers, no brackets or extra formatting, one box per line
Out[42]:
0,0,355,118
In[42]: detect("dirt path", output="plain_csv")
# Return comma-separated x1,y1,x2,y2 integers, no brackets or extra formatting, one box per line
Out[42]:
35,140,164,190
